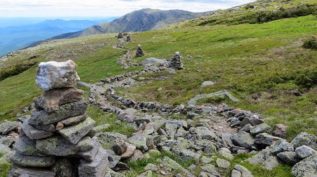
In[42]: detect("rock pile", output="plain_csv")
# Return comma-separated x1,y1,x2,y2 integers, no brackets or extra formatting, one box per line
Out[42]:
9,60,110,177
169,52,183,70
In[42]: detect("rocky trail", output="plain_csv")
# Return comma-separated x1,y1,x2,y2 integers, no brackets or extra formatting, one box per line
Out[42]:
0,35,317,177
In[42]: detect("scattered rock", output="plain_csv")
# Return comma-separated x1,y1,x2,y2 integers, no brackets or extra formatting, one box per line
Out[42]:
216,158,231,169
232,131,254,149
254,133,282,149
201,81,215,88
248,147,279,170
232,164,254,177
271,139,294,155
277,151,299,165
291,132,317,150
0,121,19,135
250,123,271,135
272,124,288,138
292,154,317,177
295,145,317,159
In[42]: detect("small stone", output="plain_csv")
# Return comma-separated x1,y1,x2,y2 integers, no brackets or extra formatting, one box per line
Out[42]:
59,114,87,127
272,124,288,138
56,122,64,130
250,123,271,135
201,156,213,164
145,163,158,171
201,81,215,88
216,158,230,169
36,60,80,91
130,149,144,161
22,119,53,140
29,101,87,126
232,131,254,149
96,132,127,149
247,147,279,170
201,164,220,176
277,151,299,165
0,121,19,135
79,138,100,162
295,145,317,159
10,152,55,168
58,117,95,144
191,126,218,141
93,124,110,133
254,133,282,150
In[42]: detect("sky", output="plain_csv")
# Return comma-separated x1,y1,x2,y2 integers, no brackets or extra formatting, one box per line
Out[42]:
0,0,255,18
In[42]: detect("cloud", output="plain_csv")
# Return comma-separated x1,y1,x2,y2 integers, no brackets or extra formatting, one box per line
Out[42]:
0,0,255,17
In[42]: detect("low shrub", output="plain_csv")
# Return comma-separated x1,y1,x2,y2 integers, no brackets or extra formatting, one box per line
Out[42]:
303,37,317,50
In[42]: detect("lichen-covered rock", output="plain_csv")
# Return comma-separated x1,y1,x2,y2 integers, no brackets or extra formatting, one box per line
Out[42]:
295,145,317,159
9,167,56,177
14,134,44,156
22,119,53,140
247,147,280,170
272,124,288,138
277,151,299,165
52,158,76,177
35,88,83,112
58,117,95,144
291,132,317,150
36,136,93,156
36,60,80,91
10,152,55,168
271,140,294,155
250,123,271,135
0,121,19,135
78,148,109,177
29,101,87,126
232,165,254,177
292,154,317,177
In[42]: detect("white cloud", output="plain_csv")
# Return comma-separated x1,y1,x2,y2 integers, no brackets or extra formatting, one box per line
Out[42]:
0,0,255,17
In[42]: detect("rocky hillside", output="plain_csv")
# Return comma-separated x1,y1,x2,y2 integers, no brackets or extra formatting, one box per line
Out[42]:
51,9,205,40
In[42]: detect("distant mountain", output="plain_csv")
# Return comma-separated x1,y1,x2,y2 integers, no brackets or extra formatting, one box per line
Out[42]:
50,9,207,40
0,18,115,56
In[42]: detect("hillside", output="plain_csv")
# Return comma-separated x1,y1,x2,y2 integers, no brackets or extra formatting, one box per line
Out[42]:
179,0,317,27
1,0,317,177
51,9,205,39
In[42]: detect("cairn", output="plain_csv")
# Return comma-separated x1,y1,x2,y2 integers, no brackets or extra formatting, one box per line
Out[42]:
135,44,144,57
169,52,183,70
9,60,109,177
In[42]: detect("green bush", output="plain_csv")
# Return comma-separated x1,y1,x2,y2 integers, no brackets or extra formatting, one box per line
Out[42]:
295,71,317,88
0,61,37,81
303,37,317,50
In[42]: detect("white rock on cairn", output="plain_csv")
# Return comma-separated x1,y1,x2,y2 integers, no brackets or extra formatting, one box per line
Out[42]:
36,60,80,91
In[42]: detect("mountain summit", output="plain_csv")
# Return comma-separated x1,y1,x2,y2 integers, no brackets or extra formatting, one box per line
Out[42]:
52,9,206,39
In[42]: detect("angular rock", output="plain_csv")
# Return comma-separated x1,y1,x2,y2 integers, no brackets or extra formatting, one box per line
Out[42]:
78,148,109,177
191,126,218,141
112,141,128,155
10,152,55,168
36,136,93,156
292,154,317,177
239,116,263,127
295,145,317,159
201,81,215,88
162,156,195,177
277,151,299,165
250,123,271,135
271,139,294,155
291,132,317,150
79,138,101,162
29,101,87,126
254,133,282,150
121,143,136,159
128,133,148,151
35,88,83,112
96,132,127,149
9,167,56,177
59,114,87,127
58,117,95,144
232,131,254,149
219,147,234,160
36,60,80,91
0,121,19,135
201,164,220,176
22,119,53,140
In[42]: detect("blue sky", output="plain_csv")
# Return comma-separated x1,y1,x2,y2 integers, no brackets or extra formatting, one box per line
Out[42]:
0,0,255,17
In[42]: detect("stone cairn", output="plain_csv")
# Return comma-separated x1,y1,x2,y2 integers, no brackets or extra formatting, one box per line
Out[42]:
9,60,109,177
135,44,144,57
169,52,183,70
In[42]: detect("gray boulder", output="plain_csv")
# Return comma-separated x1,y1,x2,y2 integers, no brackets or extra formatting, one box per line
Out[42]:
9,167,56,177
232,131,254,149
78,148,109,177
248,147,280,170
292,154,317,177
271,140,294,155
128,133,148,151
22,118,53,140
36,60,80,91
295,145,317,159
254,133,282,149
277,151,299,165
232,165,254,177
14,134,44,156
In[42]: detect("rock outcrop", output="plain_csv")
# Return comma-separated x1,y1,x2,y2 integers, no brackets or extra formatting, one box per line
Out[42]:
9,60,109,177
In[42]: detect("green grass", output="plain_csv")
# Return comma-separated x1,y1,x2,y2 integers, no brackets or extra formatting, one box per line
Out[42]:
0,154,11,177
118,15,317,139
87,105,135,136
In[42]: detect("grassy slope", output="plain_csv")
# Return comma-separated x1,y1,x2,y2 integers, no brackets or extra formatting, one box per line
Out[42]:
118,15,317,138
